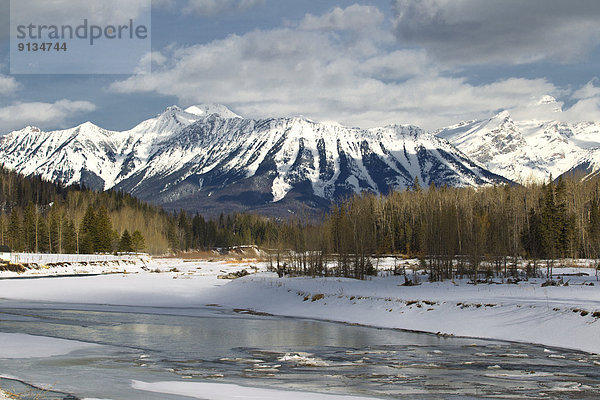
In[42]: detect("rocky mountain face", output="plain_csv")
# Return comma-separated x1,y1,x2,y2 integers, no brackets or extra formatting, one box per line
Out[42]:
436,99,600,183
0,105,509,216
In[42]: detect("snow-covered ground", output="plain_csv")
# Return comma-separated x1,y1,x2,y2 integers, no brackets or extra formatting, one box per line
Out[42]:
221,272,600,353
1,253,151,277
1,255,599,357
132,381,377,400
0,333,98,359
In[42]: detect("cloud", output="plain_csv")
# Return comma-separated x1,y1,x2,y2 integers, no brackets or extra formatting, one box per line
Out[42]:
0,2,8,41
563,97,600,122
392,0,600,65
110,4,587,130
0,75,20,95
10,0,151,26
0,100,96,133
498,79,600,123
562,79,600,122
572,78,600,100
298,4,384,32
182,0,265,16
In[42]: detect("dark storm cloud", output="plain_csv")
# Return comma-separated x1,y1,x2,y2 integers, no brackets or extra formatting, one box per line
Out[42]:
392,0,600,65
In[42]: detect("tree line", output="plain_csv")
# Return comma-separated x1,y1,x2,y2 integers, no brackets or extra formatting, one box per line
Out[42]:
0,165,280,254
3,163,600,277
269,175,600,280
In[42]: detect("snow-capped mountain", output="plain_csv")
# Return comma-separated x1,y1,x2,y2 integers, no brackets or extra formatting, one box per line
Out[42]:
0,106,204,191
436,100,600,183
560,146,600,181
0,105,507,216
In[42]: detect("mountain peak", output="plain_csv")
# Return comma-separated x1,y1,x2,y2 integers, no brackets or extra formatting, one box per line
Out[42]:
77,121,101,129
536,95,562,114
164,105,183,113
538,95,558,105
0,108,508,217
22,126,43,133
494,110,512,121
184,104,242,119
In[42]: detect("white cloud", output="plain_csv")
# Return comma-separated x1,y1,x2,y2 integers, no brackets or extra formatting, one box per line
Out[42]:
498,79,600,123
0,100,96,133
561,79,600,122
298,4,383,32
508,95,564,122
572,78,600,100
392,0,600,65
358,50,432,81
11,0,151,26
109,4,596,130
183,0,265,16
563,97,600,123
0,75,20,95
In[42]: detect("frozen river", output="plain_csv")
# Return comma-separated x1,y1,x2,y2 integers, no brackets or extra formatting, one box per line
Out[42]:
0,301,599,399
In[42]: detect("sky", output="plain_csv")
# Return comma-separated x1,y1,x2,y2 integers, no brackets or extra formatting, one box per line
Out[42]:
1,0,600,133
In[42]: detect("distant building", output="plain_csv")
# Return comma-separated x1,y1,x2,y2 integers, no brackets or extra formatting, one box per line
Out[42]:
0,245,11,262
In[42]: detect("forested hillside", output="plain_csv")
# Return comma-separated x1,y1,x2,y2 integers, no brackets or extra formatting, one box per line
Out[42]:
165,172,600,281
3,163,600,276
0,166,278,254
274,175,600,280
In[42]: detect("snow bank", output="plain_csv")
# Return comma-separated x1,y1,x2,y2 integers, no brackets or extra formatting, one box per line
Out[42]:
131,380,377,399
8,253,144,265
1,254,152,278
0,257,598,354
212,273,600,353
0,333,98,358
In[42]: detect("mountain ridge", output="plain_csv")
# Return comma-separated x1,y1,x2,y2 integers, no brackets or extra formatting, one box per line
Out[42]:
1,104,509,216
436,100,600,183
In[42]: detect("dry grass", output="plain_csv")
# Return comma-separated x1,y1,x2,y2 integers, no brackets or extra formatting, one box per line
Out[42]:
159,248,267,263
0,388,16,399
160,250,222,260
1,387,26,399
311,293,325,302
223,258,264,264
0,263,26,273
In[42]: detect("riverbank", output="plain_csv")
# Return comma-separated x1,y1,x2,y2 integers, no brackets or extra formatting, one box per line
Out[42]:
0,257,599,354
217,272,600,354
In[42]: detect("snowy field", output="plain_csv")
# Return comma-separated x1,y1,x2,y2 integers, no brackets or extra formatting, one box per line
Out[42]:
1,255,599,398
1,255,598,354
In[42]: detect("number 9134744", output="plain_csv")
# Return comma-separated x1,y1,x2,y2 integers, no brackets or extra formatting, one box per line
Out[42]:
18,42,68,52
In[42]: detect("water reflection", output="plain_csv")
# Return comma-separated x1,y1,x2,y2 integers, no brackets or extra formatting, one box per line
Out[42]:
0,303,598,399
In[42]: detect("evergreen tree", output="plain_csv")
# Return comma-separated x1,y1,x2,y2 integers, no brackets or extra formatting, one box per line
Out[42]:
62,219,77,254
177,210,192,250
522,208,543,259
131,230,145,253
48,209,61,253
412,176,422,192
37,217,49,253
94,206,113,252
192,214,206,248
79,206,96,253
540,183,559,261
554,177,576,257
119,230,133,252
8,208,22,251
23,202,38,252
588,196,600,262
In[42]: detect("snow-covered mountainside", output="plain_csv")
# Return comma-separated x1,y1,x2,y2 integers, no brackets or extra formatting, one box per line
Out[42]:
436,101,600,183
0,105,507,216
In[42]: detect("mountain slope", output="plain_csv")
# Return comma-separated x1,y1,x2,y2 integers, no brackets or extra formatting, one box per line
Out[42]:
0,105,508,216
436,102,600,182
0,106,204,191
